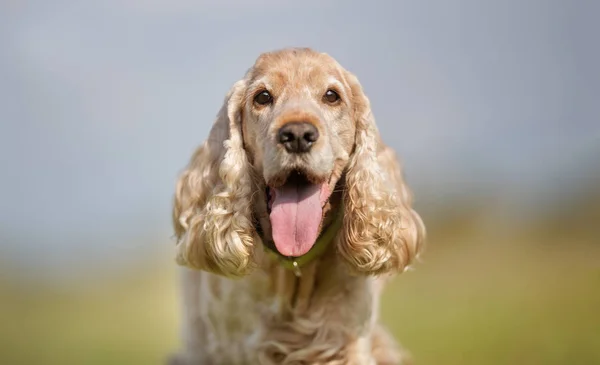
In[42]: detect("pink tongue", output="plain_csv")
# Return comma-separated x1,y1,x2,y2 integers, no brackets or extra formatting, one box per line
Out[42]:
270,183,324,257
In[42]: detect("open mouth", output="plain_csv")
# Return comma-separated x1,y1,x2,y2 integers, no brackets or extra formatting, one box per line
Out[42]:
266,170,331,257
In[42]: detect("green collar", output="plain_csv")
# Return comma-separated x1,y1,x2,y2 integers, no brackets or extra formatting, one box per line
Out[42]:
264,208,343,276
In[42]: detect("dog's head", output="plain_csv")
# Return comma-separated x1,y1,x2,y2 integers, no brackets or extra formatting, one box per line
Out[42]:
173,48,424,277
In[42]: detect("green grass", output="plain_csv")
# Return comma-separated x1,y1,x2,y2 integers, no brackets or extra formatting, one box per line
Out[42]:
0,263,179,365
1,233,598,365
381,239,600,365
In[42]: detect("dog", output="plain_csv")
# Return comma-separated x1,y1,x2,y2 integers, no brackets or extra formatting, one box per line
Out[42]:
169,47,425,365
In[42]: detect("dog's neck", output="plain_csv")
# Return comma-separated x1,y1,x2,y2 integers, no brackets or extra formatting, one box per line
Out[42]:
256,194,344,314
266,236,347,317
253,175,347,313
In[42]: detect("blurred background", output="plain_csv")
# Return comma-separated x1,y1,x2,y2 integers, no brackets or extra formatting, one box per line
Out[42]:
1,1,599,364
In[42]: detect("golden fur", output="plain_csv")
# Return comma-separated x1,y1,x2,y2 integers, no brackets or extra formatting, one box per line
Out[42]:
169,48,425,365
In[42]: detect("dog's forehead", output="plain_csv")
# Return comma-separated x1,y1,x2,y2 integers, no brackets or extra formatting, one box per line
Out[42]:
249,49,343,87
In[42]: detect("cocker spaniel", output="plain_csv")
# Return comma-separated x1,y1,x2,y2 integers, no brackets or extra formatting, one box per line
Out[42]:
169,48,425,365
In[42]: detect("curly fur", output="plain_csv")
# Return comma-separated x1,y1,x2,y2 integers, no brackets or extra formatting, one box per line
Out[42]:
339,73,425,275
169,48,425,365
173,80,260,277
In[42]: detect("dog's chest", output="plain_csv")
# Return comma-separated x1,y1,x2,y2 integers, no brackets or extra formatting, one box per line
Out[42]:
199,270,278,359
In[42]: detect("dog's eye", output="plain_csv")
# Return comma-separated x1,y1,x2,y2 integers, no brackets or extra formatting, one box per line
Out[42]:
323,89,341,104
254,90,273,105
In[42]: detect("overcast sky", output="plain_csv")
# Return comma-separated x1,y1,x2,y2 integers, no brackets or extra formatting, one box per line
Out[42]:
1,0,598,276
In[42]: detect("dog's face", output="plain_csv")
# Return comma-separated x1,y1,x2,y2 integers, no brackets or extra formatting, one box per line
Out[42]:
173,48,424,278
240,50,356,257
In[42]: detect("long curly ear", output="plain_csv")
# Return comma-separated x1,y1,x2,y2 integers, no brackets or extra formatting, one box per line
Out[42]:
339,73,425,275
172,79,259,277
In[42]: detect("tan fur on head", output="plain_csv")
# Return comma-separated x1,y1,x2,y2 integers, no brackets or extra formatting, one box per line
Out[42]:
338,72,426,275
172,79,260,278
172,48,425,278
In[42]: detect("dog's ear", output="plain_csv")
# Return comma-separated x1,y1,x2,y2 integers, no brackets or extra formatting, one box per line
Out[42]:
339,72,425,275
172,79,259,277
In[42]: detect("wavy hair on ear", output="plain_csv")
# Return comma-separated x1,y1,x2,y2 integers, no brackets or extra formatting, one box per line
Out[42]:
172,79,259,277
339,72,425,275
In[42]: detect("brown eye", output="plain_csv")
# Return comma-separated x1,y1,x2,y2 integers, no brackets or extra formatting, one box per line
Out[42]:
254,90,273,105
323,89,341,104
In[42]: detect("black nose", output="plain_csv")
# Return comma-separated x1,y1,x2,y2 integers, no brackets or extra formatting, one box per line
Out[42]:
277,122,319,153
